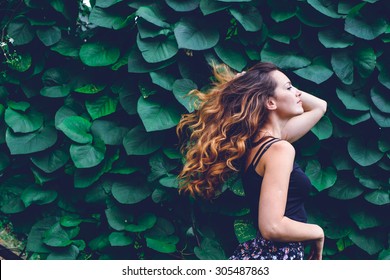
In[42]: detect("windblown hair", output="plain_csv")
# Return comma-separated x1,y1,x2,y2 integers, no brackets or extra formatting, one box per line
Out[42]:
176,62,279,199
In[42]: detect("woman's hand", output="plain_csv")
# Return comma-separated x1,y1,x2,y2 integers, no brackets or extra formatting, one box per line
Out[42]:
307,235,324,260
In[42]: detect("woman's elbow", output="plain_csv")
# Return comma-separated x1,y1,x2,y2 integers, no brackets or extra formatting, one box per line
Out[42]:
320,100,327,114
259,224,282,241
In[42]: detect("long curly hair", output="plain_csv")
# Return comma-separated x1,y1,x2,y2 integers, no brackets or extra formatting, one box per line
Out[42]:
176,62,280,199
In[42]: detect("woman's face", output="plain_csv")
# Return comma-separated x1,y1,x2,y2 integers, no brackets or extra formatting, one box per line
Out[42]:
270,70,304,118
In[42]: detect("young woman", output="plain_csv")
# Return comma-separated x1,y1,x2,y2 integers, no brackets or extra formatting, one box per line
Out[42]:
176,62,327,260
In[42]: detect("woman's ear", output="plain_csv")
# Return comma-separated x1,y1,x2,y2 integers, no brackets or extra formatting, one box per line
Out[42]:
266,97,277,111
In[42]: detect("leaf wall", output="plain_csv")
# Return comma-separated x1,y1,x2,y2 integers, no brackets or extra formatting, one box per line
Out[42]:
0,0,389,260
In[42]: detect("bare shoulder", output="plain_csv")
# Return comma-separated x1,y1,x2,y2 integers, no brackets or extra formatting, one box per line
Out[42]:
268,139,295,157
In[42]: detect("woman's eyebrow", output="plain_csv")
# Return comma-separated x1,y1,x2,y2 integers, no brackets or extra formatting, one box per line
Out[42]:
284,81,292,86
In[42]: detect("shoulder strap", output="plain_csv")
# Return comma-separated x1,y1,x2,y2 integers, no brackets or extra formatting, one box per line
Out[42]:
251,138,281,168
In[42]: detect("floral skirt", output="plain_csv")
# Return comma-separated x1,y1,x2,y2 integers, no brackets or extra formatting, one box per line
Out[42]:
229,234,304,260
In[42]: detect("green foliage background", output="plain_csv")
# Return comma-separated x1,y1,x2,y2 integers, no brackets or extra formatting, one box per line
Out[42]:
0,0,389,260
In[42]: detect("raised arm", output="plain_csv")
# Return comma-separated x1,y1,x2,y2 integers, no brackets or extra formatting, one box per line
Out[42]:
257,141,324,259
281,88,327,143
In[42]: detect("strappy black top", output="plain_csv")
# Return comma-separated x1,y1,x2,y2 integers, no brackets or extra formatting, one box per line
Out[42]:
242,137,312,227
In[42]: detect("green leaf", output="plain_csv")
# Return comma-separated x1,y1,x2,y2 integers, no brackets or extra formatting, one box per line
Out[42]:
21,185,57,207
36,26,61,46
7,101,30,111
0,177,26,214
296,4,332,27
96,0,122,8
43,223,72,247
330,103,370,125
74,84,106,94
5,107,43,133
8,52,32,72
311,115,333,140
307,0,342,18
174,17,219,50
0,152,10,173
234,219,257,243
200,0,230,15
214,41,247,71
145,236,178,253
89,6,133,30
137,96,182,132
128,45,176,73
349,230,384,255
136,5,170,28
57,116,93,144
336,87,370,111
6,126,58,155
123,125,162,155
166,0,200,12
194,238,226,260
137,19,171,39
364,190,390,205
109,232,134,246
353,168,382,190
125,213,157,232
345,3,387,40
86,94,118,120
172,79,198,113
70,140,106,168
350,209,383,230
328,178,364,200
137,34,178,63
80,42,120,67
348,137,383,166
293,57,333,84
229,5,262,32
370,86,390,113
331,49,354,85
260,42,311,69
111,178,153,204
89,234,110,251
50,37,80,58
105,205,134,231
378,249,390,260
370,107,390,128
91,120,128,146
354,43,376,78
148,153,177,181
305,160,337,191
40,85,71,98
150,70,176,91
6,17,35,45
144,217,174,237
27,217,57,253
159,175,179,188
318,28,355,48
47,245,79,260
268,0,296,22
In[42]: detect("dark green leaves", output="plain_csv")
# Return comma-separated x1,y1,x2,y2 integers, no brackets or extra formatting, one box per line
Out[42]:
174,17,219,50
80,42,120,66
345,3,387,40
6,127,58,155
137,96,182,132
305,160,337,191
57,116,93,144
348,137,383,166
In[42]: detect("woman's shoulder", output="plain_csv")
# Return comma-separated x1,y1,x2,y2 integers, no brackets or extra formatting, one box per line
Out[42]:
266,139,295,158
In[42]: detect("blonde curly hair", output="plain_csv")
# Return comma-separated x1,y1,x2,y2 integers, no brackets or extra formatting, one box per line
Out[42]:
176,62,279,199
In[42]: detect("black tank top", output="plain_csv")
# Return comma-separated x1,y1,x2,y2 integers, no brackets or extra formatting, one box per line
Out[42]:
242,137,312,227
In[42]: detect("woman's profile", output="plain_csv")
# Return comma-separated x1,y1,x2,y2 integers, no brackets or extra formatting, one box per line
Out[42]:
176,62,327,260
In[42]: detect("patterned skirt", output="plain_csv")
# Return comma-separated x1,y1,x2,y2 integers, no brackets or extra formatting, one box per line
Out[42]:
229,233,304,260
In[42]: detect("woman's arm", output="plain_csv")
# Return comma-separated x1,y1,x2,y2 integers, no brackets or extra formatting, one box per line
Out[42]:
257,141,324,258
282,89,327,143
